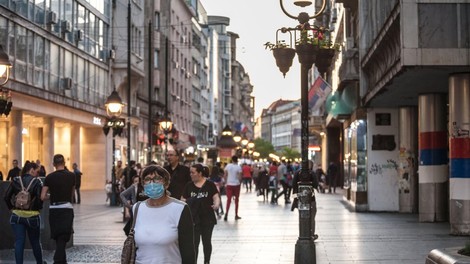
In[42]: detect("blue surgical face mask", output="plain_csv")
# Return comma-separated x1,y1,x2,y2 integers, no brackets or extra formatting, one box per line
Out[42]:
144,182,165,199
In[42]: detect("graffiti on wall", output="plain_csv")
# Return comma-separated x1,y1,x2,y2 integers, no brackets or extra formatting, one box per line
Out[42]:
369,159,398,176
398,148,415,193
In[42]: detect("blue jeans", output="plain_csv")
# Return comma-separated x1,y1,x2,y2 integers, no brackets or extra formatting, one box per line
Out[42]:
10,214,43,264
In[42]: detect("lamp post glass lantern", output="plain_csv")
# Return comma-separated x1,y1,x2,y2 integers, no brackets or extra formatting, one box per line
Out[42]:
103,90,124,206
0,44,13,117
274,0,331,263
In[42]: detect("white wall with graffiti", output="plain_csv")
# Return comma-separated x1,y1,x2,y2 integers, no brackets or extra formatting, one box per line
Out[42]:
367,108,400,211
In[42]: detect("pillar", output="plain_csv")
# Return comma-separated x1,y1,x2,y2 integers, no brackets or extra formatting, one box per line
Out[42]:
398,107,418,213
43,117,54,173
8,110,22,166
449,73,470,235
418,94,448,222
70,124,81,167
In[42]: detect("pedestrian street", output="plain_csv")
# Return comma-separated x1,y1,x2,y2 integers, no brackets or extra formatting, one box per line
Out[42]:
1,189,468,263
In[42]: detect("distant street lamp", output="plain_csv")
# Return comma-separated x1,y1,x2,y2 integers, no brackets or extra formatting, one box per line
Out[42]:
0,45,13,117
0,45,12,85
272,0,333,263
233,131,242,143
103,90,124,206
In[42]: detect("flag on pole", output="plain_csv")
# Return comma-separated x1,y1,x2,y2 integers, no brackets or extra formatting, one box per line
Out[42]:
308,76,332,111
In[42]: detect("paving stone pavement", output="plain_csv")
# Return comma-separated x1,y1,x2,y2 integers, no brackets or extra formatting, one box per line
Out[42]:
1,189,468,263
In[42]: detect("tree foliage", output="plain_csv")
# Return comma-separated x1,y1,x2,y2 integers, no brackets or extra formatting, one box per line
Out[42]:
279,147,301,160
253,138,275,159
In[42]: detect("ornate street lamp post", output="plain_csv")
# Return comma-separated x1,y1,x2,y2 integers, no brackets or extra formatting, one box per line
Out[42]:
272,1,334,263
103,90,124,206
159,116,173,154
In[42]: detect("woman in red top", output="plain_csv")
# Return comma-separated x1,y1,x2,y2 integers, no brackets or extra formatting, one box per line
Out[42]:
241,163,253,192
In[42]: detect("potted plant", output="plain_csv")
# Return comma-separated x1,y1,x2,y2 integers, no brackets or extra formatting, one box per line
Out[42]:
295,24,340,74
264,40,296,77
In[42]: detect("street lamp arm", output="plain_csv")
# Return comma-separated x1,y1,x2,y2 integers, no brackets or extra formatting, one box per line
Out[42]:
279,0,299,20
280,0,327,24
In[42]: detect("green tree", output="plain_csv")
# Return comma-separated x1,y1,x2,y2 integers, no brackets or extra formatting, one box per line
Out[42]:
279,147,301,160
253,138,275,159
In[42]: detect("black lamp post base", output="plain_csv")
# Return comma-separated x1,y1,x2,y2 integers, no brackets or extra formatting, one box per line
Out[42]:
295,239,316,264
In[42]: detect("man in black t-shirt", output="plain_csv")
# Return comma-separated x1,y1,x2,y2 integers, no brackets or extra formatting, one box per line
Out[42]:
7,159,21,181
164,149,191,200
41,154,75,264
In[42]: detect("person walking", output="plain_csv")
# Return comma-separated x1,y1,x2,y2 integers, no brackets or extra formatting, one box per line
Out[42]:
276,160,291,204
164,149,191,200
72,163,82,204
256,165,269,202
120,175,147,236
223,156,242,221
7,159,21,181
121,160,137,191
327,161,339,193
182,164,220,264
241,163,252,192
268,161,279,204
133,165,195,264
36,160,46,177
209,162,224,218
41,154,75,264
4,161,45,264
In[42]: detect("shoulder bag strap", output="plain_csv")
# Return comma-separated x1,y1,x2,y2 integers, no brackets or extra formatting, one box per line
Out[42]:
25,178,36,192
130,201,141,233
18,176,25,191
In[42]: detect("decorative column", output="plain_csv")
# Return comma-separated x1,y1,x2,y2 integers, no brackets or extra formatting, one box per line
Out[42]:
398,107,418,213
449,73,470,235
418,94,448,222
70,124,80,167
8,110,22,165
43,117,55,174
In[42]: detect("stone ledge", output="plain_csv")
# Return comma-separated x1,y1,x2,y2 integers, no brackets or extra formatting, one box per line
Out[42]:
426,248,470,264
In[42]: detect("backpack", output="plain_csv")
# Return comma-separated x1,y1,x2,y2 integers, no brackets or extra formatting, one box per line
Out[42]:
14,177,35,210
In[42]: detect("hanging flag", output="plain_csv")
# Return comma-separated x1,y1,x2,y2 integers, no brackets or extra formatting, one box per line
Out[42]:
234,122,248,133
308,76,332,111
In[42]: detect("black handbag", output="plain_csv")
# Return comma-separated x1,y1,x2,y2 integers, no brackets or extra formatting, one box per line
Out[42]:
121,201,141,264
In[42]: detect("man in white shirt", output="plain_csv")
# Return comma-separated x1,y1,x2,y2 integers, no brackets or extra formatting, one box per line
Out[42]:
223,156,242,221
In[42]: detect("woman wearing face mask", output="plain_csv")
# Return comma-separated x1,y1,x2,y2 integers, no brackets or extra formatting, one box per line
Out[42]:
182,164,220,264
133,165,196,264
120,176,147,235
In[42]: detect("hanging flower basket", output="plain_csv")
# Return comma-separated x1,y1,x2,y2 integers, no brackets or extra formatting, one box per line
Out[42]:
295,44,319,67
272,47,296,77
315,48,336,75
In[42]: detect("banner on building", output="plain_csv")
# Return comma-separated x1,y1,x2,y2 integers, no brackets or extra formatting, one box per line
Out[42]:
308,76,332,111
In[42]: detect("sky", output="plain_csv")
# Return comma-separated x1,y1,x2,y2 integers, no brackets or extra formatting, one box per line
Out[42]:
201,0,303,118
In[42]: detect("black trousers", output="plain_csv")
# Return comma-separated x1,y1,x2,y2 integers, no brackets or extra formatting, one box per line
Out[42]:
276,180,291,201
49,208,74,264
194,223,215,263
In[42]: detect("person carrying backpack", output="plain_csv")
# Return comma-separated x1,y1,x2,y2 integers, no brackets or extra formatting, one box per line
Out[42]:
3,161,45,264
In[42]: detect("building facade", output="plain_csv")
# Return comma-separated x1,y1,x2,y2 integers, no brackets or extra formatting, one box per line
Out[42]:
328,0,470,235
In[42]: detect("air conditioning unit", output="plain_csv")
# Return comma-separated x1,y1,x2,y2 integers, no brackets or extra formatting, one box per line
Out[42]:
76,29,84,41
61,20,72,33
46,11,58,24
174,61,179,69
61,77,72,90
131,106,140,117
185,72,191,79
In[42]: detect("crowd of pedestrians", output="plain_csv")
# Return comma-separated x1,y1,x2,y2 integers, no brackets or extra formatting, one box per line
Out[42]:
1,148,339,264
